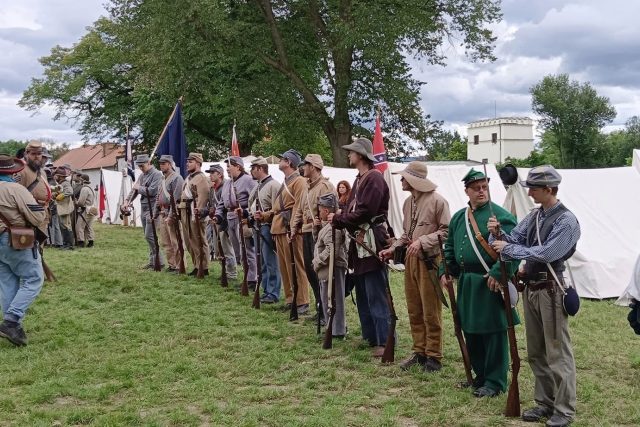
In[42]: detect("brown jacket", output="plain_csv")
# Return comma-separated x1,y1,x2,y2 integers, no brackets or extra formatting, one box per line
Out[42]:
302,175,335,234
14,166,51,205
389,190,450,258
262,172,307,235
182,171,209,210
0,182,47,234
313,222,347,280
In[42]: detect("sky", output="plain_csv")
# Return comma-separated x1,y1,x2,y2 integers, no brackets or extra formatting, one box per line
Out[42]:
1,0,639,145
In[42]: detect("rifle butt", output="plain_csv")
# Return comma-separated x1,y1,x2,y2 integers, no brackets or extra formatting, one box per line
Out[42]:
504,380,521,417
252,285,261,309
240,280,249,296
43,260,56,282
381,332,395,363
220,264,228,287
322,315,334,349
178,259,186,275
196,266,204,279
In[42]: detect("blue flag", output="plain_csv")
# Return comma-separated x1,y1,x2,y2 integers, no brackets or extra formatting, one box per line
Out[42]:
156,102,188,177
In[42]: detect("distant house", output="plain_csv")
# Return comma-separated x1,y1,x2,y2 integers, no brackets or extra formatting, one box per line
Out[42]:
53,143,127,187
467,117,534,164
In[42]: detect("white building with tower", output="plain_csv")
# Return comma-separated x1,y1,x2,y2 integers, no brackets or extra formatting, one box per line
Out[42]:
467,117,534,164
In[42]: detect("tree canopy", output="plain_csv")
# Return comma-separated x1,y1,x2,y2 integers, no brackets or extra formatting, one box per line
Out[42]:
530,74,616,168
21,0,502,166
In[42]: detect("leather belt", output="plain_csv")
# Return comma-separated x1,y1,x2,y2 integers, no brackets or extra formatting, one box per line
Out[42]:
460,265,487,274
527,281,554,291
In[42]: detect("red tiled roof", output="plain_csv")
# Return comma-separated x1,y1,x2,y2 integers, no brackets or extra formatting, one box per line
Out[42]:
53,143,124,170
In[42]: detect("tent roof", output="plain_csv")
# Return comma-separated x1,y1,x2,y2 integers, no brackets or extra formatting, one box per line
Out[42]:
54,143,123,171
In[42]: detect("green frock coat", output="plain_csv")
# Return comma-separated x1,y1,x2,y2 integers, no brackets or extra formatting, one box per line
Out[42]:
440,201,520,334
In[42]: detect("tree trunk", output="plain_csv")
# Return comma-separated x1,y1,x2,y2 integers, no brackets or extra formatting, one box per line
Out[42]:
329,126,351,168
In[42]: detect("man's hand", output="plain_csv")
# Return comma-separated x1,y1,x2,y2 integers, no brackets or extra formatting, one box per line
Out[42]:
440,274,451,289
406,239,422,258
235,207,243,217
379,248,394,261
327,212,335,223
487,275,501,292
487,216,501,237
313,217,321,227
132,182,140,191
491,240,508,253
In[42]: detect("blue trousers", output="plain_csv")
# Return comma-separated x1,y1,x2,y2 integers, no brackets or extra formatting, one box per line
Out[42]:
257,224,280,301
354,268,390,346
0,233,44,323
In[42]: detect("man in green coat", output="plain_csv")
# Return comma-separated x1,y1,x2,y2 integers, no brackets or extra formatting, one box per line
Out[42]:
439,169,520,398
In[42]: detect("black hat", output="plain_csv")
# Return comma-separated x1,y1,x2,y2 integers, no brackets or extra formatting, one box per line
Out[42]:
498,164,519,186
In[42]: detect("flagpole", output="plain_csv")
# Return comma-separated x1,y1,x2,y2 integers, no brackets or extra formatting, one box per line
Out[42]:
149,96,184,160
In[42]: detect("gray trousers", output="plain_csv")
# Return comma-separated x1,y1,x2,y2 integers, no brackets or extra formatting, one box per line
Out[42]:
206,222,237,279
227,216,257,282
49,212,63,246
141,208,164,267
320,266,347,336
523,287,577,419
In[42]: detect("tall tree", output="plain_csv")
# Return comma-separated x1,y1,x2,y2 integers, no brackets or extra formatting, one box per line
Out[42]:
23,0,502,166
425,129,467,161
530,74,616,168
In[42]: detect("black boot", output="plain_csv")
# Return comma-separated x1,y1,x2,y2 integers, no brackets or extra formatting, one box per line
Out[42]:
87,240,94,248
0,320,27,346
62,230,74,250
77,241,85,248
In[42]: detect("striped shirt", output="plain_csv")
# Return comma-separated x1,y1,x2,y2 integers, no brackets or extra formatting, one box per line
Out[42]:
489,201,580,263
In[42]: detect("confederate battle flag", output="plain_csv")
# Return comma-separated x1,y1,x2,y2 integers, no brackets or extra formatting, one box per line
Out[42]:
231,122,240,157
372,110,388,173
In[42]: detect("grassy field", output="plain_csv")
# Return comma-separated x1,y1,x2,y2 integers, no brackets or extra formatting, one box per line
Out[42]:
0,223,638,426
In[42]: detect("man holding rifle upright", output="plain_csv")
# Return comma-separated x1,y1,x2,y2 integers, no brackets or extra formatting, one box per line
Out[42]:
254,149,310,317
380,161,450,373
438,169,519,398
121,154,163,269
179,153,209,277
488,166,580,427
329,138,392,359
157,155,184,273
207,164,237,281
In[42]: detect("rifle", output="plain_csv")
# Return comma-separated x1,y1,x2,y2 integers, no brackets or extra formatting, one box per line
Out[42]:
169,193,186,274
213,222,228,287
322,225,336,349
192,189,206,279
346,229,399,363
284,213,299,321
252,219,262,308
237,213,250,297
144,189,162,272
438,235,473,386
483,163,520,417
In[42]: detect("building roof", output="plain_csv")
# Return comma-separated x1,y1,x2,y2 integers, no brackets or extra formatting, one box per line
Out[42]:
53,143,123,171
468,116,533,127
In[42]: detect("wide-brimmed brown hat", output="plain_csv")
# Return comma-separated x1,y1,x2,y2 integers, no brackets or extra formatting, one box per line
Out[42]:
0,154,25,174
342,138,376,163
392,161,436,192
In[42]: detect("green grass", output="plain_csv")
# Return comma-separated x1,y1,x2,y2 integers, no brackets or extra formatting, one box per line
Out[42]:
0,223,638,426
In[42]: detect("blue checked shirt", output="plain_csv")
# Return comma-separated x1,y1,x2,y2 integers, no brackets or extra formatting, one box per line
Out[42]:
489,201,580,263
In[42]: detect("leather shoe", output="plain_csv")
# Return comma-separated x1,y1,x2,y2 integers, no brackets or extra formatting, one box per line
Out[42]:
371,346,386,357
473,386,501,398
399,353,427,370
545,415,572,427
523,406,553,422
0,320,27,346
456,376,484,390
423,356,442,373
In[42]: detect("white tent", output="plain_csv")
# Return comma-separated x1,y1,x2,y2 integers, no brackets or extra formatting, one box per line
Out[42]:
617,254,640,306
514,167,640,299
633,149,640,175
101,168,142,226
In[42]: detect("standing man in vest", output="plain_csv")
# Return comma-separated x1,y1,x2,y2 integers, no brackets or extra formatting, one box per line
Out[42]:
122,154,164,269
208,164,237,280
180,153,210,276
330,138,391,358
254,149,311,316
380,161,450,372
439,169,520,398
75,174,96,247
157,155,184,273
489,166,580,427
0,154,47,346
300,153,336,323
249,157,281,304
53,167,75,250
14,141,52,211
223,156,258,290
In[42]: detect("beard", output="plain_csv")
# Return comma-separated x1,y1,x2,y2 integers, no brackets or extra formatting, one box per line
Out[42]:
28,158,43,170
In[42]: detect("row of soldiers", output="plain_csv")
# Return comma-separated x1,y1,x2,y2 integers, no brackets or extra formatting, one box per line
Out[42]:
124,137,578,427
